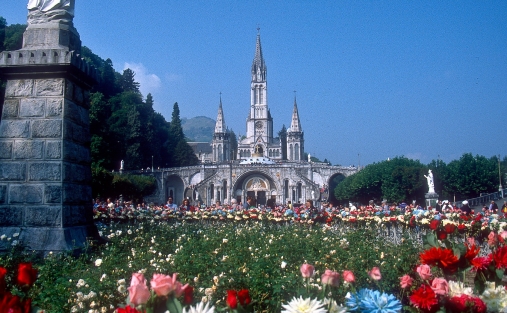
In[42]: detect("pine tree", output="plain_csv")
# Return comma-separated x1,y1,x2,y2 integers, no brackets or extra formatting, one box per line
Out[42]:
121,68,141,93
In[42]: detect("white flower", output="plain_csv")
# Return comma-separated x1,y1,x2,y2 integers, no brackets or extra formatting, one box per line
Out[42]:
100,274,107,282
480,281,507,311
323,298,348,313
222,238,228,243
281,296,327,313
183,302,215,313
447,280,473,297
117,285,126,293
281,261,287,269
12,233,19,237
76,279,86,288
95,259,103,267
117,279,126,285
0,235,6,240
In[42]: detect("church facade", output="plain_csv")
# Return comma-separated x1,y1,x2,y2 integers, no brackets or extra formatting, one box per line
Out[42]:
211,33,304,163
145,34,357,207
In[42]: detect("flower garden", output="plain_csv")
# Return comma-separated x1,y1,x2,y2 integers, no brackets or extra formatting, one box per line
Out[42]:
0,206,506,313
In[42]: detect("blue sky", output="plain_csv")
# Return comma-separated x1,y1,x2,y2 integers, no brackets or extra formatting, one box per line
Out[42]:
3,1,507,166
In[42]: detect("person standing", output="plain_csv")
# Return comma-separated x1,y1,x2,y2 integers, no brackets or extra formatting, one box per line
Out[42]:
460,200,472,215
489,200,499,213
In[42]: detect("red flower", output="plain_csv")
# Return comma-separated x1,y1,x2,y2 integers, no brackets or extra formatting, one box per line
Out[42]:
447,295,486,313
443,223,456,234
409,285,438,311
17,263,37,287
429,219,440,230
464,243,480,261
116,306,144,313
437,230,447,240
0,292,31,313
457,224,467,233
237,289,251,306
226,290,237,309
420,247,459,273
471,256,491,271
492,246,507,269
183,286,193,305
0,267,7,295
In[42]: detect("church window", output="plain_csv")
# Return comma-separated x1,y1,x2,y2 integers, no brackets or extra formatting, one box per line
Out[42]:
295,143,300,161
289,144,293,160
218,144,222,161
259,87,263,104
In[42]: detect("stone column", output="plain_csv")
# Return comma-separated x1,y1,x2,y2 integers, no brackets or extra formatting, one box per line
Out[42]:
0,2,99,252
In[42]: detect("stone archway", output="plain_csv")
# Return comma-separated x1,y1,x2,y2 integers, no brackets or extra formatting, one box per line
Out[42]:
165,174,185,205
232,171,278,206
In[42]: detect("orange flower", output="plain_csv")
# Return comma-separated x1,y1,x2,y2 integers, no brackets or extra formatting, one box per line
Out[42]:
420,247,459,273
464,243,480,261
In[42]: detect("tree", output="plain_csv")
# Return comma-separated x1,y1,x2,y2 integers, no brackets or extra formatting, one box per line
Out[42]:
334,157,427,204
278,125,287,160
3,23,26,51
0,17,6,51
228,129,238,160
443,153,498,199
120,68,141,93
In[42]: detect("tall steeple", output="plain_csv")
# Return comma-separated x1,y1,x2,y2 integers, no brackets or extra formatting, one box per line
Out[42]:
212,94,230,162
214,94,226,133
251,28,266,82
289,96,302,132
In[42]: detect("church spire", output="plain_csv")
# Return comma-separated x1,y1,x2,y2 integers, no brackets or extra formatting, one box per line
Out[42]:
214,94,226,133
251,28,266,82
289,95,302,132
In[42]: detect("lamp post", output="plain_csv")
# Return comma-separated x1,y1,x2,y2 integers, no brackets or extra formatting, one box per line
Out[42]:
499,155,503,198
152,155,154,172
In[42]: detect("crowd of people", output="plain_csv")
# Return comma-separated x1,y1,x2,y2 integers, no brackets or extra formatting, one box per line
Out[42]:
93,196,507,221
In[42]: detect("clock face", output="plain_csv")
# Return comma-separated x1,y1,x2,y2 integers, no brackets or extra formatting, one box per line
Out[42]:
255,121,263,129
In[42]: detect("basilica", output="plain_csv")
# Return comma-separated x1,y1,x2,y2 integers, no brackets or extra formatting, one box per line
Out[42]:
210,32,304,163
145,34,356,207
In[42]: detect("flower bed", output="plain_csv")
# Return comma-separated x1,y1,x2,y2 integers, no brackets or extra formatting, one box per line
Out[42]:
0,217,506,312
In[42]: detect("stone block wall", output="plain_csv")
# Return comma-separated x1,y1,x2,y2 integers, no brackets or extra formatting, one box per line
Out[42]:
0,76,94,248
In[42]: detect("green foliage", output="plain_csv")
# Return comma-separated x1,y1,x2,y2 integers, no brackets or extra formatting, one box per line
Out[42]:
110,174,156,201
334,157,426,204
441,153,499,199
0,223,420,312
3,23,26,51
229,129,238,160
120,68,141,93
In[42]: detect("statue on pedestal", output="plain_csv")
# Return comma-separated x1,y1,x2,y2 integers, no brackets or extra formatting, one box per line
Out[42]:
424,169,435,194
27,0,75,24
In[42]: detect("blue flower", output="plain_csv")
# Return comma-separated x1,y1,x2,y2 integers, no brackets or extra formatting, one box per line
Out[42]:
346,289,402,313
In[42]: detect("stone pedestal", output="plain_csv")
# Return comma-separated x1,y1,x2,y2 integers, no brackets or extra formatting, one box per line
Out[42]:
0,14,99,252
425,192,439,209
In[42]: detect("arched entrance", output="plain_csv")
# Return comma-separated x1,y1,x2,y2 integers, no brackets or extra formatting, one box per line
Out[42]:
232,171,277,207
165,174,185,205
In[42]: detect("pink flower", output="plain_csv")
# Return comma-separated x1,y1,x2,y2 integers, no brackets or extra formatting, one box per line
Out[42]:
487,231,497,246
416,264,432,280
430,277,449,295
128,273,151,306
151,274,175,296
300,263,315,278
321,269,340,286
399,274,413,288
173,281,189,297
368,267,381,280
342,270,355,283
500,231,507,240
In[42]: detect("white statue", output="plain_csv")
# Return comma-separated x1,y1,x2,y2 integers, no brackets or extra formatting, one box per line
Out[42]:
120,160,124,171
311,190,315,199
27,0,75,24
424,169,435,194
308,153,311,162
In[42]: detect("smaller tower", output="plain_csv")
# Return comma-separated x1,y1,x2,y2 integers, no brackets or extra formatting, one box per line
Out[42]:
286,96,304,161
212,96,230,162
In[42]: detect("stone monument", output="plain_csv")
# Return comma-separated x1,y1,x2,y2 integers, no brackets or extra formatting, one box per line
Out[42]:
0,0,100,252
424,169,439,209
